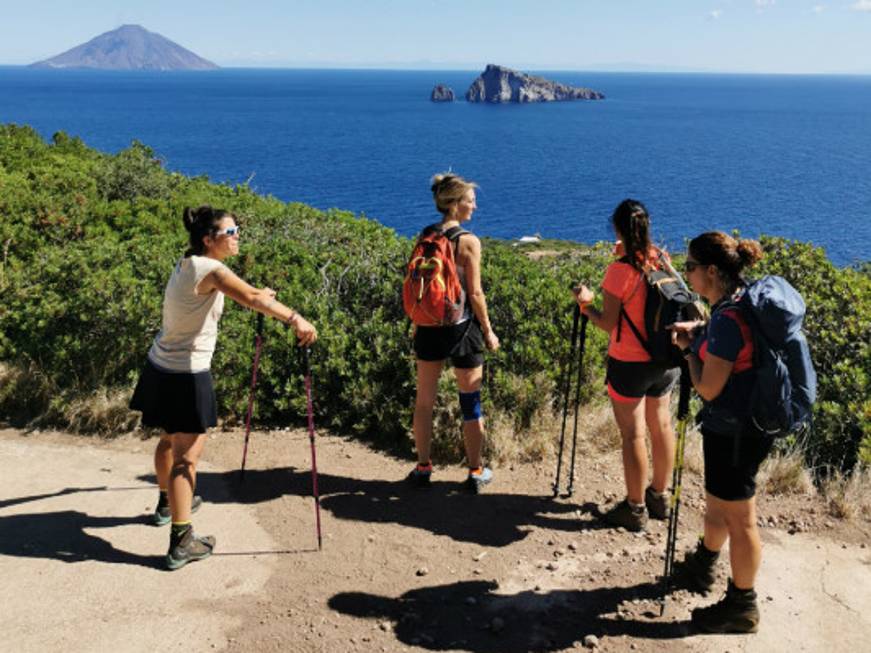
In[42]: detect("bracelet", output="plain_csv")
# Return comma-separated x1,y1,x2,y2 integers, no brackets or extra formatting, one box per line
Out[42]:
286,310,298,327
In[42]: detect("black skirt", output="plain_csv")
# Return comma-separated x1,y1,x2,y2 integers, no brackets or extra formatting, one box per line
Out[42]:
130,359,218,434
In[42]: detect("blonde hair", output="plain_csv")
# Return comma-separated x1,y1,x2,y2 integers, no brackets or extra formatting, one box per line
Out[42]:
430,172,478,216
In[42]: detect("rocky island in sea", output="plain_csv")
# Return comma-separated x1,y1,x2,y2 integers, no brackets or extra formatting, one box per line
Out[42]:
430,84,455,102
29,24,219,71
465,64,604,103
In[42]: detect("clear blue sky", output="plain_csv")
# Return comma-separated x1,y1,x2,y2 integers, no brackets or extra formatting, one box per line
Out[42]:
1,0,870,73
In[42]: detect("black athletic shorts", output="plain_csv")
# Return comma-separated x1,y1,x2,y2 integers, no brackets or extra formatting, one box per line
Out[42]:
413,319,484,369
130,359,218,434
702,427,775,501
606,357,680,403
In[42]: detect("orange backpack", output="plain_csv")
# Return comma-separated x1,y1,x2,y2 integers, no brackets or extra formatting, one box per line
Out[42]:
403,225,468,326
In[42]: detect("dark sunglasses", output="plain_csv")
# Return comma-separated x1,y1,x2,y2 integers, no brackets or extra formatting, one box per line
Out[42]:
684,260,703,273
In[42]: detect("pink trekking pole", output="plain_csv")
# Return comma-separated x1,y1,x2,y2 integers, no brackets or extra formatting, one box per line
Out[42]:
303,346,323,551
239,313,265,480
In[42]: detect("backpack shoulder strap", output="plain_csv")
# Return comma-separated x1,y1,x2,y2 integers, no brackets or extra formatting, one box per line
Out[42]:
442,225,470,242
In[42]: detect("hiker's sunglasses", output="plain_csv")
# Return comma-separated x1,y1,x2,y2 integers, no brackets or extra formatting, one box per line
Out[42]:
684,260,704,273
216,226,241,237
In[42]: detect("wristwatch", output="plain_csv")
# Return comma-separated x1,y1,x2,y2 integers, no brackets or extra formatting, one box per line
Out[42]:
681,346,694,358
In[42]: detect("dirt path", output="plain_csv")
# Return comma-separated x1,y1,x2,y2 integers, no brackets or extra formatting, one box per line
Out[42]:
1,428,869,653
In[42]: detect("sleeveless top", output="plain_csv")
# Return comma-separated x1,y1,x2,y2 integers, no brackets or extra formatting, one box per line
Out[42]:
147,255,228,373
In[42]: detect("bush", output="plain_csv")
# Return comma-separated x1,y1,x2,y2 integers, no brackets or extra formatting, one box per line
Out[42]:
0,126,868,474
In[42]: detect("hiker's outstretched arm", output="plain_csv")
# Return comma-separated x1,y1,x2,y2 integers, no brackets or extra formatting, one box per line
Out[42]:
204,267,318,346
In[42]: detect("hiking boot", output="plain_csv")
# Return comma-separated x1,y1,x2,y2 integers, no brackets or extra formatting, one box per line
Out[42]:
598,498,647,532
406,463,432,488
464,467,493,494
645,486,669,520
674,537,720,594
691,579,760,634
166,526,215,571
153,494,203,526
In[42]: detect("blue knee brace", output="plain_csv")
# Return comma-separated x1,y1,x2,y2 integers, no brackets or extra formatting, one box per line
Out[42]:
459,391,482,422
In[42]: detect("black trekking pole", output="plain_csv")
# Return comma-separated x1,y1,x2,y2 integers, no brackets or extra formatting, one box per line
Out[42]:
565,313,589,497
553,304,581,497
660,363,691,616
239,312,265,481
302,347,323,551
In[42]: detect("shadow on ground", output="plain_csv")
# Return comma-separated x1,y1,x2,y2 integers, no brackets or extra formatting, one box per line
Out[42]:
138,468,603,547
329,579,691,652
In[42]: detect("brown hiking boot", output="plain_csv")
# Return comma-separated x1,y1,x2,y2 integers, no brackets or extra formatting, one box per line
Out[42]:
674,537,720,594
645,486,668,520
598,498,647,532
691,579,760,634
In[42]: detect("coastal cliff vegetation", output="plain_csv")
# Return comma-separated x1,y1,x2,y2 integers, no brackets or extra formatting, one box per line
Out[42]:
0,124,868,476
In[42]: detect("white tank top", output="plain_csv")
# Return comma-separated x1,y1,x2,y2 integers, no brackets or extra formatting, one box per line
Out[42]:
147,255,228,373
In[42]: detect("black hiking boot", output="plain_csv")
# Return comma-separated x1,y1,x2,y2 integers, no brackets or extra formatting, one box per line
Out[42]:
645,485,669,520
406,462,432,488
166,525,215,570
674,537,720,594
691,579,760,634
153,494,203,526
598,498,647,532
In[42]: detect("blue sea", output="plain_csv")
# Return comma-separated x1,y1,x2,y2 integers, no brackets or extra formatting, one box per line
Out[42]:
1,68,869,265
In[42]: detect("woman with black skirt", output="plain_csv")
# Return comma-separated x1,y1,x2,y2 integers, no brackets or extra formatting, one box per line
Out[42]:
130,205,316,570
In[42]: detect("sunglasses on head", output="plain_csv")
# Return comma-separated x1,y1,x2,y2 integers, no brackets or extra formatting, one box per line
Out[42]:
215,226,241,237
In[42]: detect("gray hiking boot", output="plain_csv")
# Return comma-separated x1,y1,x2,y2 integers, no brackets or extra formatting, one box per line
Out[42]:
166,526,215,570
691,579,760,634
153,494,203,526
464,467,493,494
645,486,669,520
674,537,720,594
598,498,647,532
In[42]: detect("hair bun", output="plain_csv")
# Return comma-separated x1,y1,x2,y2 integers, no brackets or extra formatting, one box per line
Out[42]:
182,205,213,233
736,238,764,268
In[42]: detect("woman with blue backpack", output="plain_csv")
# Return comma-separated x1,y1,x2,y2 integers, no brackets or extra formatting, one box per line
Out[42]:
403,173,500,494
669,231,770,633
573,199,679,532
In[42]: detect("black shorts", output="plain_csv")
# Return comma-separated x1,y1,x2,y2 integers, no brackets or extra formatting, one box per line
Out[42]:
413,319,484,369
129,359,218,434
606,357,680,403
702,428,775,501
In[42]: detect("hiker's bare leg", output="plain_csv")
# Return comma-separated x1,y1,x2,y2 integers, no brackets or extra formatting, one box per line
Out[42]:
702,492,730,553
168,433,207,523
611,396,647,505
645,392,675,493
413,360,444,464
455,365,484,469
723,496,761,589
154,434,172,491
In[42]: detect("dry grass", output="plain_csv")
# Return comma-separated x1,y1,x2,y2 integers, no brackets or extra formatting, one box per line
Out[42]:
63,388,140,434
758,447,816,497
681,426,705,476
822,467,871,521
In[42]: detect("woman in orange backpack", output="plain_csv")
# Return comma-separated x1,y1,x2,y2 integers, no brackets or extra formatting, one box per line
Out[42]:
573,199,679,531
406,173,500,494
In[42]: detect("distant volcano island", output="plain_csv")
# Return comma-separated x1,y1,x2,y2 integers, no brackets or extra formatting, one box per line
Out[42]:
30,24,218,71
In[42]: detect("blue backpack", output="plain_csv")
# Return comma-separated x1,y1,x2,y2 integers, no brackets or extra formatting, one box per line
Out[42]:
731,276,817,436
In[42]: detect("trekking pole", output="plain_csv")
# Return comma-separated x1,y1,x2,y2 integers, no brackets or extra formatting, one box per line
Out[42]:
239,312,265,481
565,313,589,497
660,363,691,616
553,304,581,497
302,347,323,551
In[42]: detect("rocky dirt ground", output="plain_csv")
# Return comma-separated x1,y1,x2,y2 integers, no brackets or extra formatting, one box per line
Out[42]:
1,426,869,653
